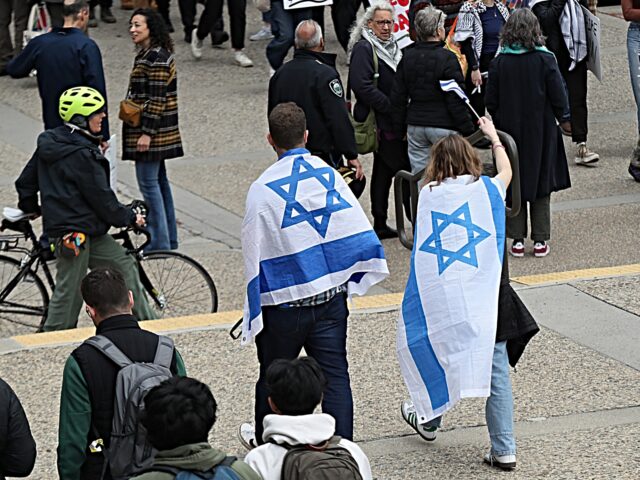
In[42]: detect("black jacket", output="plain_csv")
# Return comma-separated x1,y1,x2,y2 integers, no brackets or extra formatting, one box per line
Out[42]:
15,126,136,238
69,315,184,479
0,378,36,479
391,41,474,135
532,0,589,71
348,39,397,134
268,49,358,162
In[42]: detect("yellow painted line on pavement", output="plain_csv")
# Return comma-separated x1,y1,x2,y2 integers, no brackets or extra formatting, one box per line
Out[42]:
8,293,405,350
10,264,640,350
512,263,640,286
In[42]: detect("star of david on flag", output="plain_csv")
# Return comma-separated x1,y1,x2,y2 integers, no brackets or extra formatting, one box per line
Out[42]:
266,155,352,237
420,202,490,275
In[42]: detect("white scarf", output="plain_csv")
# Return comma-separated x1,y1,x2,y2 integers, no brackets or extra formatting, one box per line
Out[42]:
361,27,402,71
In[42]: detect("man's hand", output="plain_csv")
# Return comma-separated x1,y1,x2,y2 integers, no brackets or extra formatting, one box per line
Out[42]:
135,213,146,227
100,141,109,154
471,69,483,87
136,134,152,152
348,158,364,180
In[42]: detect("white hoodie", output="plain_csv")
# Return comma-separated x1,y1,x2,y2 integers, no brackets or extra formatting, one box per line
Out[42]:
244,414,373,480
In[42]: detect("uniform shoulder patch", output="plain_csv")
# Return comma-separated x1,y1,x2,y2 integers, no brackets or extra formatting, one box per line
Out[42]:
329,79,343,98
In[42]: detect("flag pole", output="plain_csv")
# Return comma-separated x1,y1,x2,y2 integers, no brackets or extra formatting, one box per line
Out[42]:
465,100,482,122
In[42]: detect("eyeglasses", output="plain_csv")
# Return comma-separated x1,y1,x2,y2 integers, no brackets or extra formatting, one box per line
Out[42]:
374,20,393,26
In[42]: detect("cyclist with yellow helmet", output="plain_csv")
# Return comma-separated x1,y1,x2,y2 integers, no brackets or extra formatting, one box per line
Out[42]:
15,86,157,331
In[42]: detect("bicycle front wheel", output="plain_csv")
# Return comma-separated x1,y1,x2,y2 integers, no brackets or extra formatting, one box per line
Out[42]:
140,251,218,318
0,255,49,331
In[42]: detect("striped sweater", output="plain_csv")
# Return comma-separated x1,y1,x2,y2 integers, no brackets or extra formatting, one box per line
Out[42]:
122,46,183,162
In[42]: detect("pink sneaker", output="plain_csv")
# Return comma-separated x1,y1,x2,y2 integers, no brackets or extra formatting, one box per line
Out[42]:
509,240,525,258
533,242,550,257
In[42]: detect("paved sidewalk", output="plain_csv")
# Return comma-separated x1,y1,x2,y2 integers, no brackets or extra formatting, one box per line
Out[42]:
0,4,639,479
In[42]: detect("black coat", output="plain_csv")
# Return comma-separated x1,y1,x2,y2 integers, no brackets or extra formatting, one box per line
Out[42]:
15,126,136,238
268,49,358,162
348,39,397,133
532,0,589,71
390,41,475,135
0,378,36,479
485,50,571,202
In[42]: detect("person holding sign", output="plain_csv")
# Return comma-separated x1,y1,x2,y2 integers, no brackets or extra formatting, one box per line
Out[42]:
532,0,599,165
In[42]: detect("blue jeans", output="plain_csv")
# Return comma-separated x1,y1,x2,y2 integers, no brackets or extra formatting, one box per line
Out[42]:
254,293,353,443
407,125,457,174
628,22,640,134
266,0,312,70
135,160,178,252
425,341,516,456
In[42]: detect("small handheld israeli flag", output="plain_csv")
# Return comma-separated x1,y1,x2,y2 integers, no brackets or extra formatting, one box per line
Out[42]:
440,79,481,120
241,149,389,344
397,175,506,423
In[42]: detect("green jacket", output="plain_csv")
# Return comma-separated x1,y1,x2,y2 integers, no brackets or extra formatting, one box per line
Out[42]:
130,443,260,480
57,351,187,480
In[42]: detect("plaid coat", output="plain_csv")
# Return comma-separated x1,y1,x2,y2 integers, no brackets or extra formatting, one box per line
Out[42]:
122,46,183,162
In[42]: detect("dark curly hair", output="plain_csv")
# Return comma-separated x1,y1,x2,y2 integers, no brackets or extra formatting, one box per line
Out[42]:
130,8,174,53
141,377,217,451
500,8,545,50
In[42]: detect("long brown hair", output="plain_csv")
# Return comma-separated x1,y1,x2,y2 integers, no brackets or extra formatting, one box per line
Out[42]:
423,134,483,185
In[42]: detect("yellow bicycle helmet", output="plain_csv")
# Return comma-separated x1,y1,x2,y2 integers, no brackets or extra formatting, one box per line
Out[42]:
59,86,105,125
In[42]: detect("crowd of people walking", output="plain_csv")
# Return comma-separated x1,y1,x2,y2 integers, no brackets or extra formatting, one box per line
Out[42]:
0,0,637,478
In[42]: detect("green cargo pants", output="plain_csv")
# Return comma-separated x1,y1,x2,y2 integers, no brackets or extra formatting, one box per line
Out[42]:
42,234,157,331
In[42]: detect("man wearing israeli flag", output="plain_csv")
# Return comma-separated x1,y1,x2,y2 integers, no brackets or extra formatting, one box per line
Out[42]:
397,119,519,470
238,102,389,449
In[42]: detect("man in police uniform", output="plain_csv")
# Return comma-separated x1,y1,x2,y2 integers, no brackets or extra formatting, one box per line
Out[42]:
267,19,362,179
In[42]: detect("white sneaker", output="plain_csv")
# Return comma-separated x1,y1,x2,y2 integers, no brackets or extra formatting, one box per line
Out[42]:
484,452,516,470
400,400,438,441
250,26,274,41
574,142,599,165
233,50,253,67
238,423,258,450
191,34,203,59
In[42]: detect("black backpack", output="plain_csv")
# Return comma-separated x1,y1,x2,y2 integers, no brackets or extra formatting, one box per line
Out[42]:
279,436,363,480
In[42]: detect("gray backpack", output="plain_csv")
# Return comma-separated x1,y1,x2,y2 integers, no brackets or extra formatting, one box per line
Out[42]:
280,436,363,480
85,334,175,480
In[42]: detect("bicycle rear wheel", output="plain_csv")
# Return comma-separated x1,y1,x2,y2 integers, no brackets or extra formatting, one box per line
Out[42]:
140,251,218,318
0,255,49,331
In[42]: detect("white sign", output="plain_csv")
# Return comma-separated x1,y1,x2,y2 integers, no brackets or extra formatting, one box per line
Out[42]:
284,0,333,10
582,6,602,81
391,0,414,49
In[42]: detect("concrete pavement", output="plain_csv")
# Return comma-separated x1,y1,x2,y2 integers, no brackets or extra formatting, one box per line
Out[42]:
0,4,639,479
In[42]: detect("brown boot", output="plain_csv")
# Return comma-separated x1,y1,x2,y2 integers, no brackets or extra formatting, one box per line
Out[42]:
120,0,134,10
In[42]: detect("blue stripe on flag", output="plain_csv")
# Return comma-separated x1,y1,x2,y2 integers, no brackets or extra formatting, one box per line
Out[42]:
480,176,506,264
259,230,385,295
247,276,261,325
402,249,450,411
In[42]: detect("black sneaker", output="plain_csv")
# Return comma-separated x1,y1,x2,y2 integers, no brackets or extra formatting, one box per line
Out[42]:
212,31,230,48
101,7,116,23
629,160,640,182
374,224,398,240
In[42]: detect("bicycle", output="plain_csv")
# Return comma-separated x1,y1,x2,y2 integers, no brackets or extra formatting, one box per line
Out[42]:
0,210,218,332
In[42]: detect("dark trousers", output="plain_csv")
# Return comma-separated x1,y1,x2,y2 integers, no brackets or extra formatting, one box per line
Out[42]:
89,0,113,8
254,293,354,444
179,0,222,38
465,52,494,117
0,0,34,69
266,0,312,70
45,2,64,28
506,195,551,242
196,0,246,49
371,135,411,225
330,0,368,52
562,60,588,143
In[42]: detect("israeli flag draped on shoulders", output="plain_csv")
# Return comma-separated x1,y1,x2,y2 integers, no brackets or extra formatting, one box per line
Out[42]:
397,174,506,423
241,148,389,344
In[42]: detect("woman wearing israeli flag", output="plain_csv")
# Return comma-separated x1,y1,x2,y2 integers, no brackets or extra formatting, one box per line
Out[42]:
397,117,521,471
